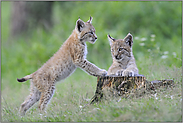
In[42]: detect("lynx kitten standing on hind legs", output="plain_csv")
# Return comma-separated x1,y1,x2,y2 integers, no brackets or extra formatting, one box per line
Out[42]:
107,33,138,76
17,16,107,116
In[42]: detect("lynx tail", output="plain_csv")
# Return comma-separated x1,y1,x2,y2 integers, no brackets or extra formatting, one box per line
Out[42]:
17,74,32,82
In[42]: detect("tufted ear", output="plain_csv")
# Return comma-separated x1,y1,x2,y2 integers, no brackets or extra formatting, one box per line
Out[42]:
107,34,116,45
87,16,93,23
76,18,85,32
124,33,133,47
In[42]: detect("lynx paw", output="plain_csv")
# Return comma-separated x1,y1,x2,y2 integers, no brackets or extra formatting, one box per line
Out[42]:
116,70,123,76
122,70,134,76
100,69,107,76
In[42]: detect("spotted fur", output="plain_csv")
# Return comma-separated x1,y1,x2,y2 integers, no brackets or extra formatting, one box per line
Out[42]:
17,17,107,116
107,33,138,76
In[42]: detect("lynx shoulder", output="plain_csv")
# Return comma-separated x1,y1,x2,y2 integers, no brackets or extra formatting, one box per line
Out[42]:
17,17,107,116
107,33,138,76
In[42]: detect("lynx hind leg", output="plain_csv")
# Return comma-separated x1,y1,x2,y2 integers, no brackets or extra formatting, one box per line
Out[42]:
19,82,41,116
38,84,55,114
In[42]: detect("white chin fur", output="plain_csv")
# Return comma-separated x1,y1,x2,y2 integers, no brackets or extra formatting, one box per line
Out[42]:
88,40,96,44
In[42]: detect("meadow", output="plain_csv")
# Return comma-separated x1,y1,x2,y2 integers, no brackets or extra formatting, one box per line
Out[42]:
1,1,182,122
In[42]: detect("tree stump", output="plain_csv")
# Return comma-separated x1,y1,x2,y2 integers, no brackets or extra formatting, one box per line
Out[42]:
90,75,174,104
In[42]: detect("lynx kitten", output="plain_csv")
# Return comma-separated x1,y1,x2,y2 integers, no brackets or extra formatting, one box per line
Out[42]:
17,17,107,115
107,33,138,76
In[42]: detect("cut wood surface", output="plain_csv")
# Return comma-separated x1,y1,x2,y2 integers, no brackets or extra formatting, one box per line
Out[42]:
90,75,174,104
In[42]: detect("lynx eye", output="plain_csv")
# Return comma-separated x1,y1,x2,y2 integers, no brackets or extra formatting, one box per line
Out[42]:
89,31,93,34
118,48,124,52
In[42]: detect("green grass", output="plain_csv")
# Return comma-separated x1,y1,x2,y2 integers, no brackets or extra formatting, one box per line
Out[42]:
1,1,182,122
1,65,182,122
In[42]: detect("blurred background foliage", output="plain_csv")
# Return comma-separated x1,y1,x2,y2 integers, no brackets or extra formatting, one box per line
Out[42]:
1,1,182,89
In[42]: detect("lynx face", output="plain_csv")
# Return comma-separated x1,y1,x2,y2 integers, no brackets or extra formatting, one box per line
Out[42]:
107,33,138,76
76,17,97,44
108,34,133,62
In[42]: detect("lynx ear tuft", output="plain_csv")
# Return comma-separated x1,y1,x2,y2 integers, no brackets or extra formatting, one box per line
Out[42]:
124,33,133,47
76,19,85,32
87,16,93,23
107,34,115,45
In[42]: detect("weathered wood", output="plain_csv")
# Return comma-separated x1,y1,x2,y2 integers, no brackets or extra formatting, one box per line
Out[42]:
90,75,174,104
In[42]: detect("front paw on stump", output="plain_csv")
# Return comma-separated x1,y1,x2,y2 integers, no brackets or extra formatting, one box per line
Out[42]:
122,70,134,76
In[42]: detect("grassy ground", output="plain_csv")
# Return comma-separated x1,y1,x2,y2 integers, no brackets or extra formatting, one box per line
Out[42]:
1,1,182,122
1,62,182,122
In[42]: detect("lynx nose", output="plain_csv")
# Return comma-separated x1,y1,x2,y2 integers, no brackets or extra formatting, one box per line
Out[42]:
95,36,97,40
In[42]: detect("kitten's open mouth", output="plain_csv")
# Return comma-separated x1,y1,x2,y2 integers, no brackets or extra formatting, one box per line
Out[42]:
115,58,121,60
115,56,121,60
89,40,96,44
